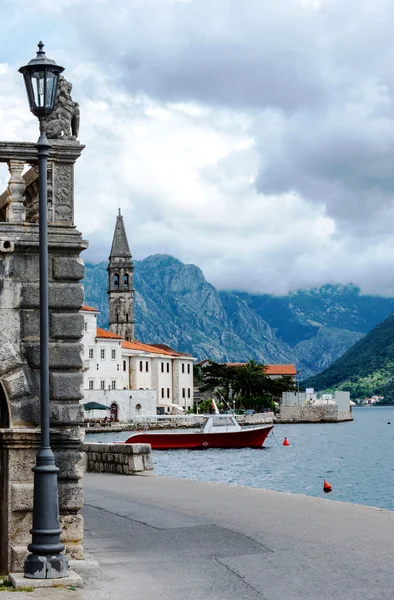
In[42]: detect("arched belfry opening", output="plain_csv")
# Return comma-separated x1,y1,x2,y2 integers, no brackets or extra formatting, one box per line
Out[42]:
0,381,10,428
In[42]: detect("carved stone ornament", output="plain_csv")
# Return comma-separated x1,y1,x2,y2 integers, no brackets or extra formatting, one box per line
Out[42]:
53,163,73,222
44,76,80,140
5,159,26,223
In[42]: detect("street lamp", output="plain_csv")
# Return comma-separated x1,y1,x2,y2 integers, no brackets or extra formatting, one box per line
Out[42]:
19,43,68,579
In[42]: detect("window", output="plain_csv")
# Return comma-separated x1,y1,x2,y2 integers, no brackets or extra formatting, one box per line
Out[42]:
182,388,185,398
167,388,170,398
112,380,116,390
123,274,129,287
187,364,190,374
146,361,149,372
182,363,185,373
161,362,164,373
84,321,87,332
96,364,99,370
126,313,128,323
188,388,191,398
89,349,94,359
100,380,105,390
123,360,126,372
167,363,170,373
114,273,119,287
88,380,94,390
161,388,164,398
117,364,119,371
100,349,105,360
139,361,143,372
111,349,116,360
116,313,119,323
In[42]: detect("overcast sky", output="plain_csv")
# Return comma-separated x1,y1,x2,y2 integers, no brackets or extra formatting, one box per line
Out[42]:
1,0,394,295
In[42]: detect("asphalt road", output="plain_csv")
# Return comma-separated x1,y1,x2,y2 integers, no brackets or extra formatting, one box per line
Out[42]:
82,473,394,600
6,473,393,600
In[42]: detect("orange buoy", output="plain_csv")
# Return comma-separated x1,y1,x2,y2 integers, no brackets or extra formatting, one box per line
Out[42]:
323,479,332,493
283,437,290,446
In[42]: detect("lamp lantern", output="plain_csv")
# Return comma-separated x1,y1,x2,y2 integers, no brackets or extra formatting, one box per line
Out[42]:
18,41,64,119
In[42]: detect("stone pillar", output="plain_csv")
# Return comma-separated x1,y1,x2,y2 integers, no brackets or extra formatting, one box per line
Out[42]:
0,139,87,574
5,160,26,223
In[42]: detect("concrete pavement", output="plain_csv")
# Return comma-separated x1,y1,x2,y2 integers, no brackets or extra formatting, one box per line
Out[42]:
4,473,394,599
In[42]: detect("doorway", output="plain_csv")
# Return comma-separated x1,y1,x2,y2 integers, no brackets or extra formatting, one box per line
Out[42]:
110,403,118,422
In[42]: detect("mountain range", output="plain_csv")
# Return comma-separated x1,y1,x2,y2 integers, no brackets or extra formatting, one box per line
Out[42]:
302,312,394,399
83,254,394,380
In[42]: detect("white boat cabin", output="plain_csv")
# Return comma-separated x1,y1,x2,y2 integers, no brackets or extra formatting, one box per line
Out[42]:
201,415,241,433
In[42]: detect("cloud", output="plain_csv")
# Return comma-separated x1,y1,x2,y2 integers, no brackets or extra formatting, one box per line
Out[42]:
2,0,394,297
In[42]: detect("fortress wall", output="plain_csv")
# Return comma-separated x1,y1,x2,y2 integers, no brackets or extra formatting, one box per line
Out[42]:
276,405,353,423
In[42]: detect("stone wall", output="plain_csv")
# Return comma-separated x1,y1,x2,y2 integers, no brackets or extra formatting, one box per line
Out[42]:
84,443,154,475
0,429,84,573
0,140,86,573
276,405,353,423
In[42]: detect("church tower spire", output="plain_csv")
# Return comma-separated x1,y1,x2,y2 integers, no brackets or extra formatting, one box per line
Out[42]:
107,210,135,340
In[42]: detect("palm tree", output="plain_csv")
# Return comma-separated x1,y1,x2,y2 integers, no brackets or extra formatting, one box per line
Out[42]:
233,359,267,399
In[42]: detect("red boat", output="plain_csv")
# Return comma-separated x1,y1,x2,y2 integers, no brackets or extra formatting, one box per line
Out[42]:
125,415,273,450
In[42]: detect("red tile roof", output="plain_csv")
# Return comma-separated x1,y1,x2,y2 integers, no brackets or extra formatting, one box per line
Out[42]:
96,327,122,340
227,363,296,375
265,364,297,376
149,343,192,357
81,305,99,312
122,340,176,355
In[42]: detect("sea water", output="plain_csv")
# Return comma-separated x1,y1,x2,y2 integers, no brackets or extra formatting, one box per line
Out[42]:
86,406,394,511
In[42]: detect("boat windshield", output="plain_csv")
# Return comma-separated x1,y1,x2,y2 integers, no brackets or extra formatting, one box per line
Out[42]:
201,415,240,433
210,416,236,427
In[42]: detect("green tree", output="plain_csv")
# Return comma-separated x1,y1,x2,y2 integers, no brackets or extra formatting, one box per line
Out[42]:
266,376,297,400
193,364,203,386
200,359,297,409
197,398,216,413
200,362,236,402
233,360,268,398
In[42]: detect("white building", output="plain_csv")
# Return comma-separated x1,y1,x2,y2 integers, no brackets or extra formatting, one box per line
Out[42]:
81,211,195,422
81,305,195,422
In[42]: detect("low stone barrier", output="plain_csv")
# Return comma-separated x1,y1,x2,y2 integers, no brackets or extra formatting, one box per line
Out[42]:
276,405,353,423
237,413,274,425
85,413,274,433
84,443,154,475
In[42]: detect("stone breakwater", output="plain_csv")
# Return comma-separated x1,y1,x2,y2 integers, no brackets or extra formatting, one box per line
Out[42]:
84,442,154,475
85,413,275,433
84,407,353,433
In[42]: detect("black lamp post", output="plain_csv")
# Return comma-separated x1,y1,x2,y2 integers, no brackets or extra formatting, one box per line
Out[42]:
19,43,68,579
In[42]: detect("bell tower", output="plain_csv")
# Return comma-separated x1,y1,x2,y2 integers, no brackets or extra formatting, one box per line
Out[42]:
108,209,135,340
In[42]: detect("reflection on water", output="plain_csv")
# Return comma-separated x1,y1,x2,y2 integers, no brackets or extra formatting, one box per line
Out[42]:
86,407,394,510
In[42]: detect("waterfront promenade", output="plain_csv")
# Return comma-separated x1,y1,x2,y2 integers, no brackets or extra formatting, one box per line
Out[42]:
5,473,393,599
